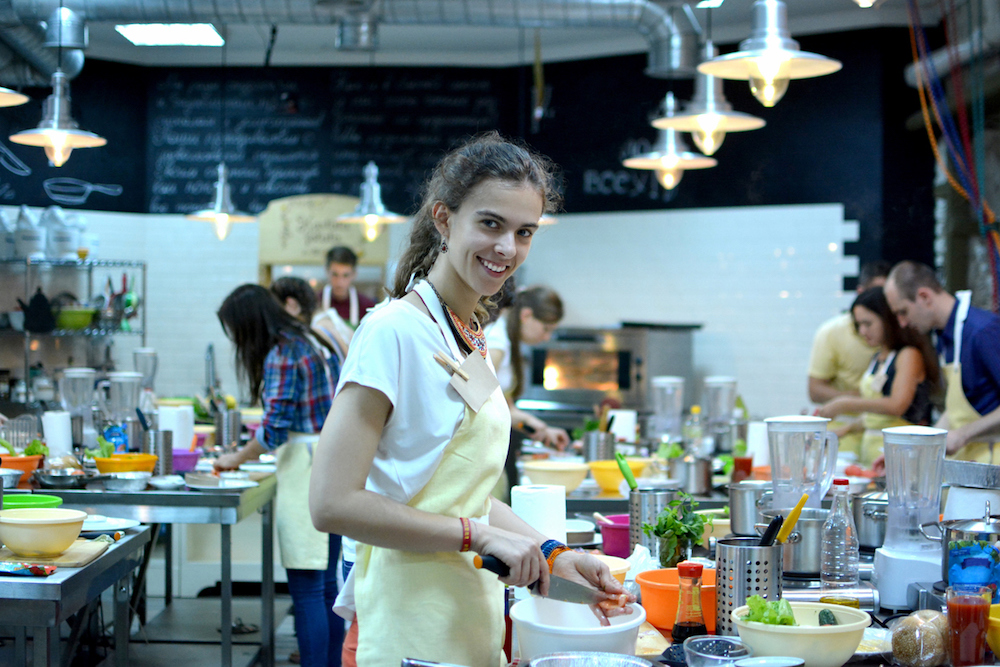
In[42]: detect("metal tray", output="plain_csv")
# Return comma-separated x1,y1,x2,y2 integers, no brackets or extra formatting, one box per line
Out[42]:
943,459,1000,489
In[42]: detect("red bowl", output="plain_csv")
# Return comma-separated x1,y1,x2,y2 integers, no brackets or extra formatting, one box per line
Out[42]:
600,513,631,558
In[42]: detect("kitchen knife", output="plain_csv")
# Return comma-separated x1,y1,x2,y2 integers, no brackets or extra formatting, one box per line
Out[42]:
474,554,607,606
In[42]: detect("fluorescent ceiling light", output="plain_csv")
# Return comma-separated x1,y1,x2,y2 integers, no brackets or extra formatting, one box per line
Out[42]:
115,24,224,47
696,0,726,8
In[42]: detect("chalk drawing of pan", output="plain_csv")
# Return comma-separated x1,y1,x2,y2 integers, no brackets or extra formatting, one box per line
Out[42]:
44,177,123,206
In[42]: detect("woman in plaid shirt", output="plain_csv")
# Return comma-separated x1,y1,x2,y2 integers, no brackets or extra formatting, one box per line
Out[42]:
216,284,344,667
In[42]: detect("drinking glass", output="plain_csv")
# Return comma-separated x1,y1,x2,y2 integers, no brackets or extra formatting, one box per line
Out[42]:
683,636,753,667
946,584,991,667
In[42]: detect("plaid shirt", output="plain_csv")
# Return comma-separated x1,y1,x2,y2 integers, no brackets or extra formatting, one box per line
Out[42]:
259,332,339,451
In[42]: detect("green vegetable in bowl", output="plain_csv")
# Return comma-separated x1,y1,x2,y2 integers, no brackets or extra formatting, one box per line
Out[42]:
744,595,797,626
0,437,14,455
657,442,684,459
84,435,116,459
23,439,48,456
818,609,838,626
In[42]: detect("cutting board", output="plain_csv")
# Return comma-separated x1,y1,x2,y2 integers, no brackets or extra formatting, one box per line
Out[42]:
635,621,670,658
0,539,110,567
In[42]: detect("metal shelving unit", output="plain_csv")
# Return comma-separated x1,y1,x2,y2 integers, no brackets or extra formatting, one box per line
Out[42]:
0,257,147,402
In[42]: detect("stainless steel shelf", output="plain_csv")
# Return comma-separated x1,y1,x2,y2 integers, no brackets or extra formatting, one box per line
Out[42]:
0,258,145,268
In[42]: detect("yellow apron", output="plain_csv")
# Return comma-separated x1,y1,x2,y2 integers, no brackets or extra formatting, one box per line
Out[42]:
857,352,908,467
944,292,996,463
275,432,331,570
352,284,511,667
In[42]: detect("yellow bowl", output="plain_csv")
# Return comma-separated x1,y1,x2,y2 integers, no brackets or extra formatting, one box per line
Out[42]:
587,459,650,493
592,554,630,584
696,509,731,549
522,461,590,492
93,453,158,474
988,605,1000,655
0,507,87,557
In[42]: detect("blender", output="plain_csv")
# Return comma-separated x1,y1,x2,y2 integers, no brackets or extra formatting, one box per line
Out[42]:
59,367,97,449
99,371,143,451
873,425,947,610
765,415,838,510
133,347,158,417
703,376,737,453
650,376,685,443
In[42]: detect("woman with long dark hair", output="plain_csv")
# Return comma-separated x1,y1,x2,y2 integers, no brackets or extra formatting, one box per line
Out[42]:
819,286,940,465
309,133,632,667
215,284,344,667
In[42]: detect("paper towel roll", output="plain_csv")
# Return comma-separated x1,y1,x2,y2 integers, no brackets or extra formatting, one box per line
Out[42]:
510,484,567,544
158,405,195,452
42,410,73,458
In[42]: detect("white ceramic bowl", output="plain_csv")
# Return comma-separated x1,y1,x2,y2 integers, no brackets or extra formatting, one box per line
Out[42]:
522,461,590,492
566,519,596,544
0,507,87,557
510,597,646,661
731,602,869,667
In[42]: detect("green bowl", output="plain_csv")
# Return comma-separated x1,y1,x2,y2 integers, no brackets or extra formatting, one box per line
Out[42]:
2,494,64,509
54,307,97,330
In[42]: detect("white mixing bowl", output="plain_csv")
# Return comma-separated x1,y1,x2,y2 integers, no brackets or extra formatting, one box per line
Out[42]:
510,597,647,661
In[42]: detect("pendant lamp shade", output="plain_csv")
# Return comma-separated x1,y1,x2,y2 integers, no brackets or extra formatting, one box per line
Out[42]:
338,161,408,242
697,0,841,107
653,41,765,156
0,87,28,108
623,94,716,190
9,70,105,167
185,162,256,240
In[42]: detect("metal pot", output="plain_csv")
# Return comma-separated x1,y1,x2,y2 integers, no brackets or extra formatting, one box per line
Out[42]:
729,480,773,536
920,502,1000,587
757,507,828,576
668,455,712,495
852,490,888,549
0,467,21,489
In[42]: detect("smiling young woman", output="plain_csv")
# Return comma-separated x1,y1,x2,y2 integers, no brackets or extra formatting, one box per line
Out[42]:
309,132,635,667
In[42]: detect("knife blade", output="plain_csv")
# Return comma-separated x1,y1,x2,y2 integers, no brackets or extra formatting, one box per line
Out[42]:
474,554,607,605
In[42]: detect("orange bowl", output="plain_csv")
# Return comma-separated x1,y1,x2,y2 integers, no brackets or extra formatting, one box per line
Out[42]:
0,454,44,488
636,566,717,633
93,453,158,474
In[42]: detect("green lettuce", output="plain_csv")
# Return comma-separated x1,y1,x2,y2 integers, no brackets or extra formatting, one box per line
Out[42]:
744,595,797,626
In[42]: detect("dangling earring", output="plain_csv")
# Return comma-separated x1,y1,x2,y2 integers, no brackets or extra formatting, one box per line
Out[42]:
440,238,448,253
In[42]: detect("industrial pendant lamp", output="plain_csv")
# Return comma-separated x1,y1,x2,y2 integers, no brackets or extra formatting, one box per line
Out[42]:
653,41,765,156
623,93,716,190
186,162,256,240
337,161,408,242
697,0,841,107
0,87,28,108
10,1,104,166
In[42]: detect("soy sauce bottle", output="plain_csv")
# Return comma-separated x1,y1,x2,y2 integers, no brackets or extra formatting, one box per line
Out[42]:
672,560,708,643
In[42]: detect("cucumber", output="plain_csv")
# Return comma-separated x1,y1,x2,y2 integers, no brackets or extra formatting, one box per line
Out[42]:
818,609,838,626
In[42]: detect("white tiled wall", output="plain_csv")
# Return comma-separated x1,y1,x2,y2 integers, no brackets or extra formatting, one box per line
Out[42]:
515,204,859,419
4,202,858,420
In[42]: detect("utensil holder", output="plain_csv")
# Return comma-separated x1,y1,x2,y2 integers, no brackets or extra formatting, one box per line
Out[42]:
583,431,615,462
125,417,143,453
629,488,676,560
145,430,173,476
214,410,241,451
715,536,783,636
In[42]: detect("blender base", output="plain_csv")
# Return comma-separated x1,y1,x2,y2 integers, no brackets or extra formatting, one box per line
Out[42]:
874,546,940,610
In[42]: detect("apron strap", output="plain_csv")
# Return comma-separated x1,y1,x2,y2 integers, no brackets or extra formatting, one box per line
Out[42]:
953,290,973,365
349,285,359,327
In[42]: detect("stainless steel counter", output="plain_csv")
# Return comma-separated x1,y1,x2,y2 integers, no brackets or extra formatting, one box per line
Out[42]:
0,526,151,667
35,475,276,667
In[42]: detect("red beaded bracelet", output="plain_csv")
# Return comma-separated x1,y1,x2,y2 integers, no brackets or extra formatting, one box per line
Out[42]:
459,517,472,552
546,545,572,572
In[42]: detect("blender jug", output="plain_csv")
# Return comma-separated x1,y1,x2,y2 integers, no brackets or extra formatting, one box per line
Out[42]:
650,376,684,443
101,371,144,422
883,425,946,551
133,347,158,415
703,376,737,453
60,367,97,448
765,415,838,509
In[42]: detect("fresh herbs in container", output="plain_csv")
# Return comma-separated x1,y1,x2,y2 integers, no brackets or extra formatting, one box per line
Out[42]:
642,491,707,568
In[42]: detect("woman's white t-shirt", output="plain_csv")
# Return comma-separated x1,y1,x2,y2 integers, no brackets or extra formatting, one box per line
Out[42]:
334,281,497,619
484,313,513,394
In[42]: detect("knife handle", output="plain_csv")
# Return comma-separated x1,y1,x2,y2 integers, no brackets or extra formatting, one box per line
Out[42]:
473,554,510,577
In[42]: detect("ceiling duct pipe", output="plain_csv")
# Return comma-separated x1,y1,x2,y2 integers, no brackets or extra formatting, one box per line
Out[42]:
0,24,84,80
6,0,697,78
0,37,48,87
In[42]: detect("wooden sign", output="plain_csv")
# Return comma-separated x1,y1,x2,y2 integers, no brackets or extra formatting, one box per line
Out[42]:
257,193,391,266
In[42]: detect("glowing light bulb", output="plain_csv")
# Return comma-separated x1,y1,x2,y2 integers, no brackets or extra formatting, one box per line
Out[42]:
854,0,875,6
659,155,680,170
748,54,791,107
213,213,233,241
364,221,380,242
656,168,684,190
43,132,72,167
691,114,725,155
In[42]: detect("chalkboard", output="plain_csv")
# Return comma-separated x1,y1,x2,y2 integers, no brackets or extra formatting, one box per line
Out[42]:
146,67,517,216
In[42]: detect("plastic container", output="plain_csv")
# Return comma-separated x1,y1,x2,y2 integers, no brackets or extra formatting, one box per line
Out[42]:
522,461,590,492
0,454,44,488
820,478,860,589
0,507,87,557
93,453,158,474
2,494,63,509
637,567,718,633
731,601,869,667
588,459,650,493
172,448,199,473
509,596,647,661
599,514,631,557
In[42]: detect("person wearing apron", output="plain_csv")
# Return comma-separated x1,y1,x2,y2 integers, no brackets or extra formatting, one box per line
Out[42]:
320,246,376,328
215,284,345,667
818,286,938,466
884,262,1000,463
309,135,634,667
